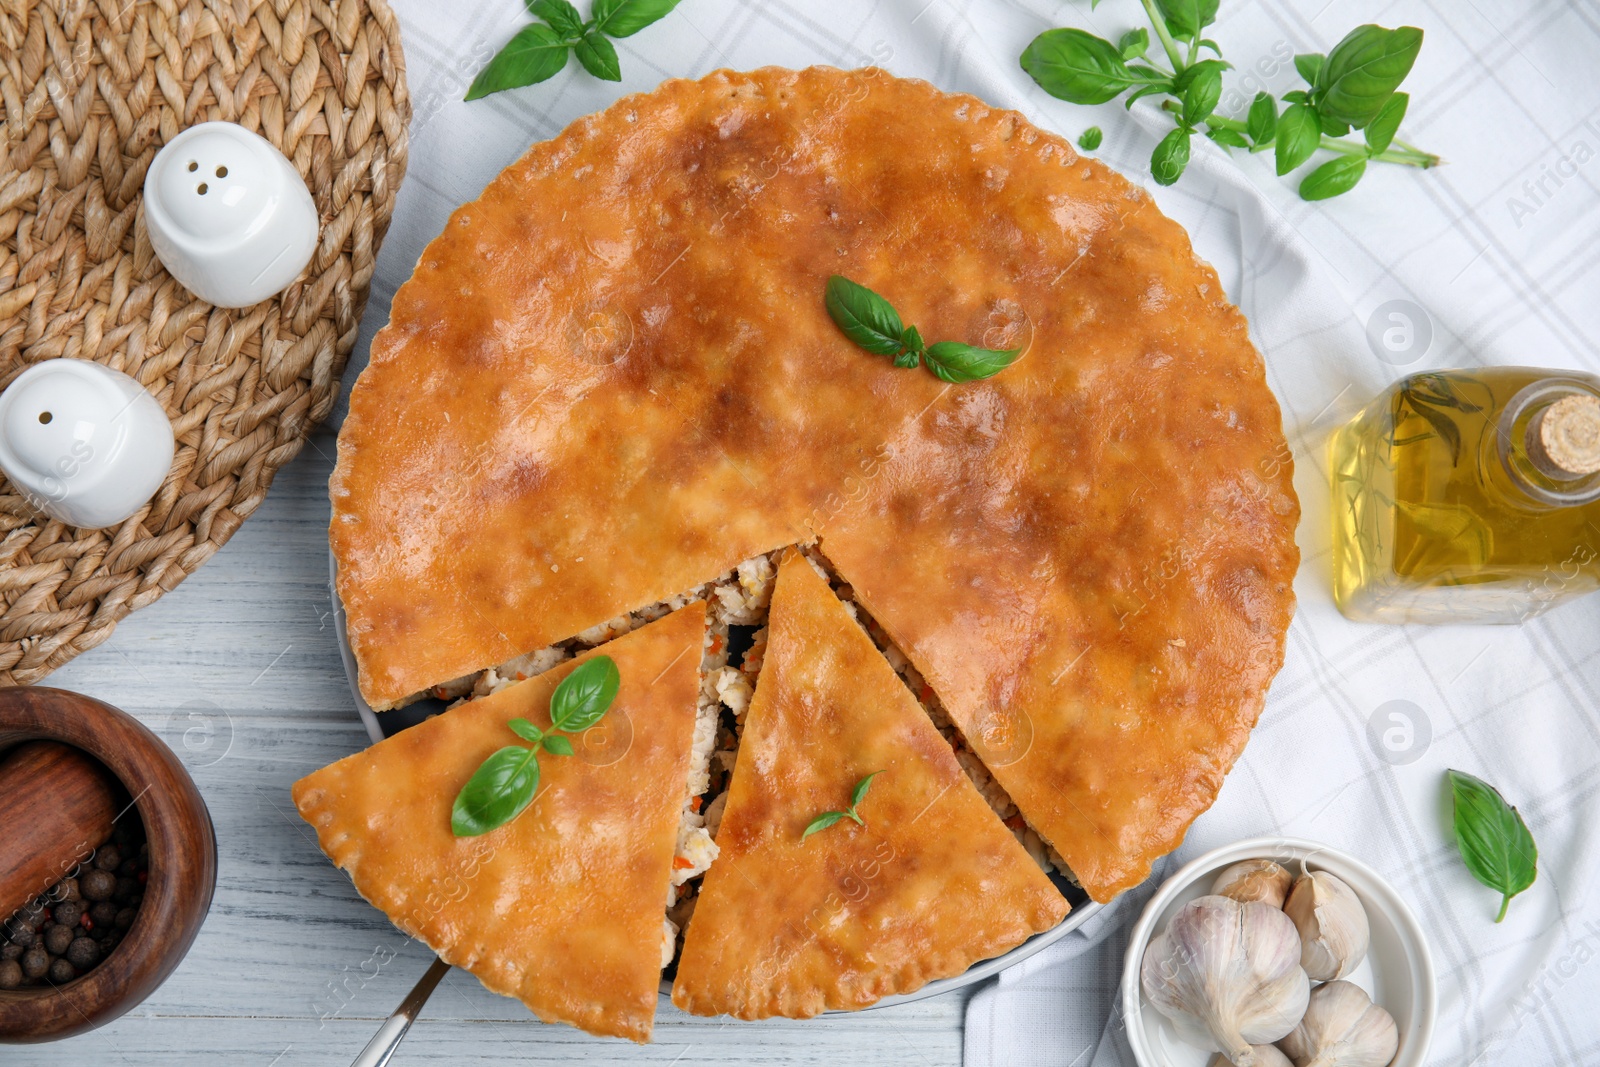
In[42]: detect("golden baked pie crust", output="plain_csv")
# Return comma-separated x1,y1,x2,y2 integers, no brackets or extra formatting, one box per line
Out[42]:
672,551,1068,1018
333,66,1299,901
292,604,704,1042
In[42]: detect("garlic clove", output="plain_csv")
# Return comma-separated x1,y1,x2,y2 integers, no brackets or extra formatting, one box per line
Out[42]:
1283,869,1371,981
1277,980,1398,1067
1212,859,1294,908
1141,895,1310,1066
1211,1047,1294,1067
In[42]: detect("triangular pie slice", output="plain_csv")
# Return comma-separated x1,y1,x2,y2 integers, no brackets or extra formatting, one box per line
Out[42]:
672,551,1068,1018
293,603,704,1043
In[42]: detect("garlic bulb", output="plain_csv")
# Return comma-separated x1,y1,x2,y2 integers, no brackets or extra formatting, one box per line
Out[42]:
1211,859,1294,908
1210,1047,1294,1067
1141,895,1310,1066
1278,980,1398,1067
1283,869,1370,980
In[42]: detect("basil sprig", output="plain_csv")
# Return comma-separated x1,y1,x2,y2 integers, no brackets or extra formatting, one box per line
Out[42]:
1019,5,1436,200
465,0,683,100
451,655,621,836
802,771,884,840
824,277,1022,384
1448,769,1538,923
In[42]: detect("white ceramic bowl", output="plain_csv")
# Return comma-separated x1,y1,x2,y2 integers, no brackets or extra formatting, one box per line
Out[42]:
1121,837,1435,1067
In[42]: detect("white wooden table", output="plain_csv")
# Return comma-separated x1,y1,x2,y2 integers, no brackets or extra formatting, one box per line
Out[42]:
37,427,965,1065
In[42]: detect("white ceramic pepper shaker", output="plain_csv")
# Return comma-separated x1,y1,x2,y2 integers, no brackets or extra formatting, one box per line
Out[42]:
0,360,176,528
143,121,320,309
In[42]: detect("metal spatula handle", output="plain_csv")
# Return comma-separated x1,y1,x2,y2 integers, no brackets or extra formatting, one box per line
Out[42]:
349,956,450,1067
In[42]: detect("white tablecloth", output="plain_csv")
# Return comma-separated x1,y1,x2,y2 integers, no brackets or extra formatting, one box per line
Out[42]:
351,2,1600,1064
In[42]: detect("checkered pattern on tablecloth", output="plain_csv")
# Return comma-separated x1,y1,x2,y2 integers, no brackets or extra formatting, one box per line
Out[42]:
336,2,1600,1064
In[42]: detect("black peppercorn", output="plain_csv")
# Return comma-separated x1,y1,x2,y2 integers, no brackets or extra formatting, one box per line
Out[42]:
95,846,121,872
90,901,118,928
99,928,122,952
113,876,140,903
52,877,81,902
0,959,20,989
47,957,75,984
114,907,136,930
52,900,82,928
20,946,48,980
65,937,99,970
8,922,36,948
19,900,47,924
0,941,21,961
80,869,115,902
43,923,73,956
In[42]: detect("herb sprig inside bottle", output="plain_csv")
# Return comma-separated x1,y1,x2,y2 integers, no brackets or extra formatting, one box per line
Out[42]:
825,277,1023,383
803,771,884,840
451,655,620,837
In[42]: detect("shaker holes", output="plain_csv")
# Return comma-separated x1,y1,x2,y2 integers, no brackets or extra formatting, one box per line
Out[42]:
198,183,208,194
38,412,51,424
216,165,228,177
187,161,197,172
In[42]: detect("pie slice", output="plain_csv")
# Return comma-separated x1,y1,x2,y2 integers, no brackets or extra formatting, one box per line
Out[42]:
292,603,704,1043
672,551,1069,1018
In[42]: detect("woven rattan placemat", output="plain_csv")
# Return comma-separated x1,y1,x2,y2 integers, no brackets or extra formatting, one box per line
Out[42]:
0,0,409,683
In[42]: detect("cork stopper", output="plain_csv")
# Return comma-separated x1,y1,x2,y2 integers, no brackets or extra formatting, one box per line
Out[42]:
1528,394,1600,478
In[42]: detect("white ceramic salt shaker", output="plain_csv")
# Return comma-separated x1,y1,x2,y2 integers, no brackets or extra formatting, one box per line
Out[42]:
143,121,319,309
0,361,176,528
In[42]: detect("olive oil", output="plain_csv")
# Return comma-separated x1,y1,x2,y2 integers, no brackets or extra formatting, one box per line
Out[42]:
1332,368,1600,623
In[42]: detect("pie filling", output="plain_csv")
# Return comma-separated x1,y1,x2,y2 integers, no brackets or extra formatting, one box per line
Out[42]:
415,541,1081,969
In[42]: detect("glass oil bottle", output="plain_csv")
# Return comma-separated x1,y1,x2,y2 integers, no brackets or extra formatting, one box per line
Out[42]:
1331,367,1600,623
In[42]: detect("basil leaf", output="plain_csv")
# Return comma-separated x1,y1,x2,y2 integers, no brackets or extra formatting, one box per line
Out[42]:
1319,25,1423,129
549,655,620,732
1078,125,1104,151
1152,0,1219,40
541,734,575,757
1020,28,1142,106
528,0,583,36
1206,126,1249,149
802,811,848,840
826,276,906,356
923,341,1023,383
1247,92,1278,145
850,770,884,808
1181,64,1223,126
1125,82,1172,109
1364,91,1408,154
1275,103,1320,175
1171,58,1230,94
1449,769,1538,922
1151,126,1191,187
1318,112,1351,137
1118,28,1149,61
1294,52,1324,87
507,718,544,743
1298,154,1366,201
900,324,926,356
452,746,540,836
1281,89,1311,105
590,0,683,38
465,23,571,100
575,32,621,81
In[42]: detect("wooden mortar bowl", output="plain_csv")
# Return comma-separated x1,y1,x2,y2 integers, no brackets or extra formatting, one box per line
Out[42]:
0,687,217,1042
